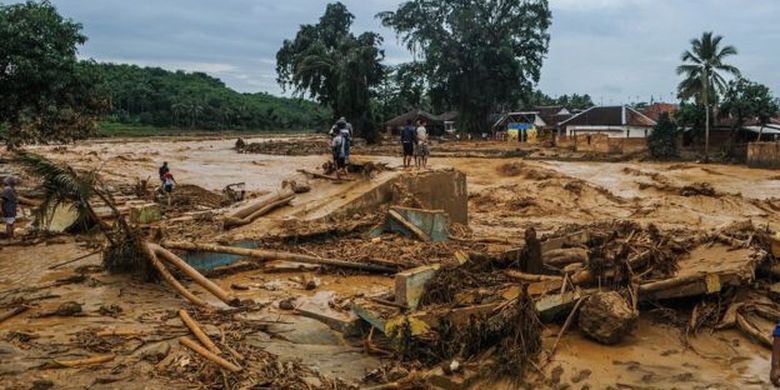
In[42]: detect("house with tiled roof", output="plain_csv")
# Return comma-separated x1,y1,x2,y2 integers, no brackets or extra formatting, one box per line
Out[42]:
641,103,679,122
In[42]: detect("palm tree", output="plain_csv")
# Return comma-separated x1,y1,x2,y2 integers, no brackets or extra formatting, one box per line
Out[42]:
677,32,740,161
14,152,152,277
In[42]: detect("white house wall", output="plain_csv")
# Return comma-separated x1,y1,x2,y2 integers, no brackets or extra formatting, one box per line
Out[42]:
566,126,653,138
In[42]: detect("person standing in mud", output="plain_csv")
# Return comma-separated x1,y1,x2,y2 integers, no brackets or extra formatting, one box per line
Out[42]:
162,171,177,206
158,161,170,184
329,117,353,165
331,122,348,178
401,119,417,168
1,177,18,238
415,119,430,169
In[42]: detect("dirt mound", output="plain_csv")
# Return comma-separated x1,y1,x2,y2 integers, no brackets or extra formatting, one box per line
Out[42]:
168,184,229,209
578,292,638,345
239,139,329,156
679,182,717,197
497,161,527,177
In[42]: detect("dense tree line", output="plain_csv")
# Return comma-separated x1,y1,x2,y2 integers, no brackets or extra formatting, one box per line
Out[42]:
1,1,108,145
99,64,330,131
276,2,385,142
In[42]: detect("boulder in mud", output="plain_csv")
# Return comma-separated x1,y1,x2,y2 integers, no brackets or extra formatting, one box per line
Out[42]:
578,292,637,345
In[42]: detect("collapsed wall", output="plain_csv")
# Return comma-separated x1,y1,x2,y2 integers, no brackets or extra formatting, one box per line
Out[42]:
331,169,468,225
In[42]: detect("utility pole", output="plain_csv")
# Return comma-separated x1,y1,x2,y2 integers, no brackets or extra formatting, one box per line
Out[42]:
703,69,710,163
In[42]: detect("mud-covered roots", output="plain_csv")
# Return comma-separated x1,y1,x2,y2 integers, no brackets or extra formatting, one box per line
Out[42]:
103,231,155,279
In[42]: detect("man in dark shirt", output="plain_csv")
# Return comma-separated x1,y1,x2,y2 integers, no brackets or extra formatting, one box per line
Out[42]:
159,162,170,184
401,119,417,168
1,176,18,238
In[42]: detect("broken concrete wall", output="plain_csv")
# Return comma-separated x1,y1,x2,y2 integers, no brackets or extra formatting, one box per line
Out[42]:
332,169,468,225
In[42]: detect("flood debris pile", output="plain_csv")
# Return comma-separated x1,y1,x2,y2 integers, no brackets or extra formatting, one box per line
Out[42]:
235,138,329,156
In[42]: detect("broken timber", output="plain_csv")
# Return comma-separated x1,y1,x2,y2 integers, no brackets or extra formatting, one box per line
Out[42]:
162,241,396,273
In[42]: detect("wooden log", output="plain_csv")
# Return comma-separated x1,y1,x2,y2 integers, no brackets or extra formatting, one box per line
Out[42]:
178,336,242,373
229,190,294,219
223,193,295,229
53,354,115,368
96,329,141,337
736,313,772,349
638,273,705,294
162,241,396,273
543,248,589,266
151,244,239,307
504,270,562,283
179,309,220,354
143,243,208,307
388,209,431,242
0,306,28,324
297,169,355,182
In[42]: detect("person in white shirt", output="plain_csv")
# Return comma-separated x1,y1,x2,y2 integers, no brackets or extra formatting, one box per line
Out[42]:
415,119,429,169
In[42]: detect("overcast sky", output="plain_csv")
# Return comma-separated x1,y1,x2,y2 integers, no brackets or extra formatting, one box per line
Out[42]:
36,0,780,104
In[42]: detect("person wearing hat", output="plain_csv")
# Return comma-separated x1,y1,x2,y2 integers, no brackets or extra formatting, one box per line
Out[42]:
1,176,18,238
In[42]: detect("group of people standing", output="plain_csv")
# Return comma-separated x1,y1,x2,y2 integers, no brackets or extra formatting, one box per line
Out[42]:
401,119,429,169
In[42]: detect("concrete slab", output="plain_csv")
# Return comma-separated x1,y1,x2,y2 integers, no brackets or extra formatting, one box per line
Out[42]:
395,264,441,310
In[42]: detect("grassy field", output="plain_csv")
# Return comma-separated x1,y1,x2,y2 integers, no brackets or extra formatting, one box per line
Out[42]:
97,122,313,138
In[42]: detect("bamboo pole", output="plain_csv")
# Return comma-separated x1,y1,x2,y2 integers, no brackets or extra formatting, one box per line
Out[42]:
53,354,115,368
504,270,563,283
0,306,28,324
179,309,220,354
179,337,242,373
223,194,295,229
150,244,239,307
229,190,295,220
143,243,208,307
388,209,431,242
162,241,396,273
638,273,705,294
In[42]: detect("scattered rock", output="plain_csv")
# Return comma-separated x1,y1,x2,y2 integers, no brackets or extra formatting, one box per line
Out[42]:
279,297,296,310
133,341,170,362
230,283,250,291
31,379,54,390
578,292,638,345
571,369,592,384
97,304,123,318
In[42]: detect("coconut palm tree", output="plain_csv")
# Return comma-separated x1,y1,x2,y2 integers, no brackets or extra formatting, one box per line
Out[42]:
677,31,741,161
14,151,152,276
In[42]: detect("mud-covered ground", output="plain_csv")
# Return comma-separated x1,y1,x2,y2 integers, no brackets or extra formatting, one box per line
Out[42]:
1,134,779,389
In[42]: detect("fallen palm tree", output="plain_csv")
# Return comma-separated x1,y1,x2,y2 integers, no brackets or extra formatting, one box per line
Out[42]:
15,152,235,308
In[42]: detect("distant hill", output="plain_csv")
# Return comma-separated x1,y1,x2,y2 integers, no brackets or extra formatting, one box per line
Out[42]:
98,63,330,131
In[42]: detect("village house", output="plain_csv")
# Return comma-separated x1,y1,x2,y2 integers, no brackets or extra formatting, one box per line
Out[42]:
559,105,657,138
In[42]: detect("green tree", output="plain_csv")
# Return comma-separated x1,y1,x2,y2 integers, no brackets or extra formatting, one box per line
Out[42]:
675,102,706,145
276,2,385,141
676,32,740,160
0,1,108,146
647,112,678,159
379,0,552,134
721,77,779,142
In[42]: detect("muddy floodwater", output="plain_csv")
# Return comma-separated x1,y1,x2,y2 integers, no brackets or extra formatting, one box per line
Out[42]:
1,134,779,389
